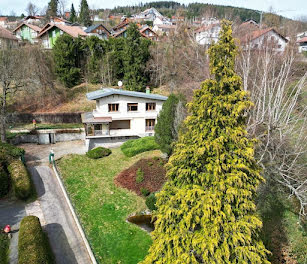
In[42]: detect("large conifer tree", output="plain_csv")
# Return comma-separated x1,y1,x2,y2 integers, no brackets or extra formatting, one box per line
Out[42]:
79,0,92,26
69,3,77,23
141,20,270,264
47,0,58,17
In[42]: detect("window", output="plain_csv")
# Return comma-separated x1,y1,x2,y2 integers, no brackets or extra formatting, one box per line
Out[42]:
110,120,130,129
278,44,281,48
127,103,138,111
146,119,155,131
108,104,119,112
146,103,156,111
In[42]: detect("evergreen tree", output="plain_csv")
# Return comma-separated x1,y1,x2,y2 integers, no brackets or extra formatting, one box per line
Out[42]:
155,94,186,156
47,0,58,17
52,34,83,88
141,20,270,264
79,0,92,27
123,23,151,92
69,3,77,23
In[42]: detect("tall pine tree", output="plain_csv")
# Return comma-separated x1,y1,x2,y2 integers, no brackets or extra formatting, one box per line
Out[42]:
47,0,58,17
79,0,92,27
69,3,77,23
141,20,270,264
123,23,151,92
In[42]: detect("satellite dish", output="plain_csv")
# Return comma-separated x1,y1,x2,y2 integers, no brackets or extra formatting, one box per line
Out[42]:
118,81,123,87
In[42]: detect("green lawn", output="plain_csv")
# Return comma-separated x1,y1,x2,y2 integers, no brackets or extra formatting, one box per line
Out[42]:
0,233,9,264
10,123,83,131
57,148,161,264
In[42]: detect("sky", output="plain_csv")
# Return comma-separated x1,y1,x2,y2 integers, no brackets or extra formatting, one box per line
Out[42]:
0,0,306,19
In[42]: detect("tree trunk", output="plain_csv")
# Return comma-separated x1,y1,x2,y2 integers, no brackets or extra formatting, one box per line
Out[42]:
0,87,7,143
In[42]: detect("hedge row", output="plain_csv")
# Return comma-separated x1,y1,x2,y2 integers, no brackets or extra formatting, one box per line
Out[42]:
0,142,25,162
0,166,9,198
18,216,54,264
8,160,31,200
121,137,159,157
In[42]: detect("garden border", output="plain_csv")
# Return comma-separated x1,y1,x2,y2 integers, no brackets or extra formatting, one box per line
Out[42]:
50,155,98,264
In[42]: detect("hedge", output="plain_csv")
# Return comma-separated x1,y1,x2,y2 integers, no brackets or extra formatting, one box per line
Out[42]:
146,192,157,211
86,147,112,159
0,166,9,198
121,137,159,157
18,216,54,264
0,142,25,162
8,160,31,200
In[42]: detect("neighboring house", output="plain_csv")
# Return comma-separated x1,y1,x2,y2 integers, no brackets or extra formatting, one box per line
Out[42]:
81,87,167,150
153,16,172,27
112,17,130,32
134,8,163,21
37,23,87,49
240,27,288,52
195,23,221,45
297,37,307,53
0,25,18,49
297,31,307,53
85,24,110,39
13,23,42,43
22,15,44,24
153,24,177,35
139,25,159,41
0,17,9,28
171,16,184,25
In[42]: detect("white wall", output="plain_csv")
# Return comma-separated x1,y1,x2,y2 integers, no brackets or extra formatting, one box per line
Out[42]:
250,31,287,52
92,94,164,136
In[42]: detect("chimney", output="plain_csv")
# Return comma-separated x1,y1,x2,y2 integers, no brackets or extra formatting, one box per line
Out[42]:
146,86,150,94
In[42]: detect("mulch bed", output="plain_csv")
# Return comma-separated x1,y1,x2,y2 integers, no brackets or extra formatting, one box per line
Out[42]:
115,157,167,196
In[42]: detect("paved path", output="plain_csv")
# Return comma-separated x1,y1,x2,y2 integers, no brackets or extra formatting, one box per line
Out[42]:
28,166,91,264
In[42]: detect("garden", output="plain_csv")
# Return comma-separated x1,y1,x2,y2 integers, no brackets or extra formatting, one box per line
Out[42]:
57,141,164,264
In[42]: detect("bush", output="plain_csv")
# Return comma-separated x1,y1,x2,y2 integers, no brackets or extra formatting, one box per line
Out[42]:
0,142,25,162
0,232,9,264
146,193,157,211
86,147,112,159
121,137,159,157
8,160,32,200
0,166,9,198
18,216,54,264
140,187,150,197
136,168,144,183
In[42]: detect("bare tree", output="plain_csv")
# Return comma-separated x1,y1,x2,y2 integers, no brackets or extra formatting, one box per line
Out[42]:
238,44,307,216
26,2,39,16
58,0,67,18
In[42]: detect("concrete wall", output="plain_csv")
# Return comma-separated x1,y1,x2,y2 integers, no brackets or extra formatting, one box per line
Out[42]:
7,112,82,124
86,136,139,150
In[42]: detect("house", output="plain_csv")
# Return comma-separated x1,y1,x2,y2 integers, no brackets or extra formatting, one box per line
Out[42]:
37,23,87,49
239,27,288,52
13,23,42,43
153,24,177,35
195,23,221,45
85,24,110,39
134,8,163,22
112,17,130,32
81,87,167,150
0,25,18,49
297,37,307,53
297,31,307,53
153,16,172,27
0,17,9,28
139,25,158,41
22,15,44,24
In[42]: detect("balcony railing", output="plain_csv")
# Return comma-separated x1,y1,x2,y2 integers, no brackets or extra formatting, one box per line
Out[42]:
145,126,155,131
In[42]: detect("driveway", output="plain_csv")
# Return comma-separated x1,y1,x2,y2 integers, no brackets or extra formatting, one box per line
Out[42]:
1,141,92,264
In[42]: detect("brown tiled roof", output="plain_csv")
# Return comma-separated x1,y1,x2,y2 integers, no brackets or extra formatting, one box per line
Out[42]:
297,37,307,43
38,24,87,38
113,18,130,31
0,25,18,41
0,17,8,21
13,22,42,33
240,27,288,44
195,23,219,33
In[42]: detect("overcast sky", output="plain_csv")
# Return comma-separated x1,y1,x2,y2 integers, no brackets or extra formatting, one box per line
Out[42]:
0,0,306,19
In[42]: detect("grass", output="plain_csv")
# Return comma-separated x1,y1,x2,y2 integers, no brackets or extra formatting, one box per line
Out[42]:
57,148,162,264
121,137,159,157
0,232,9,264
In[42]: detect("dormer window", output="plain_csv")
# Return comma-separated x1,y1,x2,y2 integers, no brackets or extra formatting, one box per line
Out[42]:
127,103,138,111
108,104,119,112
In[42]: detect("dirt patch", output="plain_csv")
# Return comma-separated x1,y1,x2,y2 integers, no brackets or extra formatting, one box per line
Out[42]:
115,157,167,195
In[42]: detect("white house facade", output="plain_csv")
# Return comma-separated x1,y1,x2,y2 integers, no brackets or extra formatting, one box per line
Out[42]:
82,88,167,149
195,23,221,45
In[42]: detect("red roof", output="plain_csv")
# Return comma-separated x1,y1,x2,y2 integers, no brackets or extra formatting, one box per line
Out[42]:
240,27,288,44
0,17,8,22
297,37,307,43
13,22,42,33
38,23,87,38
0,25,18,41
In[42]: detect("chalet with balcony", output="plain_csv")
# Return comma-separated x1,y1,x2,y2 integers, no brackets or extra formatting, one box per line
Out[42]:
82,87,167,150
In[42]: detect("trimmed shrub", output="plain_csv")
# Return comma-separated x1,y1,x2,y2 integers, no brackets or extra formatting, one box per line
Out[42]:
140,187,150,197
0,232,9,264
0,166,9,198
136,168,144,183
145,193,157,211
86,147,112,159
18,216,54,264
121,137,159,157
8,160,31,200
0,142,25,162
